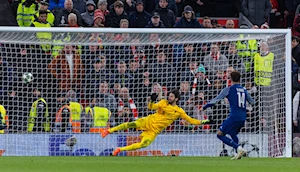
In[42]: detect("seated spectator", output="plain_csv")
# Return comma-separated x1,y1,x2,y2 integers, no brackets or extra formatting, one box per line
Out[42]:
49,0,65,12
73,0,86,14
145,12,165,28
105,0,128,28
81,0,96,27
17,0,38,27
154,0,175,28
117,87,138,119
92,81,117,113
68,13,80,27
108,0,135,14
93,9,105,27
202,16,212,28
54,0,83,27
128,0,151,28
113,61,134,89
226,43,246,75
97,0,109,16
32,0,55,26
120,18,129,28
225,19,235,28
174,5,203,28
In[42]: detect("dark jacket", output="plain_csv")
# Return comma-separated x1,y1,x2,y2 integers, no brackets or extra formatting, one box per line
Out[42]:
293,44,300,67
128,10,151,28
174,17,203,28
0,0,17,26
241,0,272,26
105,8,128,28
145,20,165,28
154,7,175,28
54,8,83,27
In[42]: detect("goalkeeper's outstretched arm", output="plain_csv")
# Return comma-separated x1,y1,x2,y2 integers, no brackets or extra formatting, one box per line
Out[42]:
180,111,202,125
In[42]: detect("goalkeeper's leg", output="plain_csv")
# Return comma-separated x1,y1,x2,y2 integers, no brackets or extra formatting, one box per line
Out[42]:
100,121,141,138
112,136,153,156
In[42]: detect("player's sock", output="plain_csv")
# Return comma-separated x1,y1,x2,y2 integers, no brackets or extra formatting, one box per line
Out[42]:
109,123,129,133
217,135,239,149
231,135,239,145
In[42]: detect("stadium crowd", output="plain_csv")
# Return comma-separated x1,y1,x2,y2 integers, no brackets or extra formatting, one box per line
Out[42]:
0,0,298,138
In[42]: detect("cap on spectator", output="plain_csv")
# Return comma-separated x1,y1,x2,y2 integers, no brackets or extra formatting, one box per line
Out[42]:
183,5,193,13
136,0,144,5
197,64,206,74
114,0,124,8
98,0,107,5
94,9,105,22
40,0,49,6
86,0,96,7
152,12,160,18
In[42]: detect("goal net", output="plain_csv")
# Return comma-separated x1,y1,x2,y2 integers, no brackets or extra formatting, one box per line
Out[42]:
0,28,291,157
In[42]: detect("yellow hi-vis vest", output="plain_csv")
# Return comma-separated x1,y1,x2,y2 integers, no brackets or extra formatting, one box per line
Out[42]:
32,10,55,26
28,98,50,132
69,102,82,133
17,2,38,27
236,35,258,72
32,21,52,52
0,105,7,134
85,106,110,132
254,52,274,86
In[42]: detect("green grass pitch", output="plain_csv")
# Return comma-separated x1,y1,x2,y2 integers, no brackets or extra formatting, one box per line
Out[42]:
0,157,299,172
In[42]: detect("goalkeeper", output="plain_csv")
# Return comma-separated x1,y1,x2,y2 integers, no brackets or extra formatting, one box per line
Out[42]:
100,88,210,156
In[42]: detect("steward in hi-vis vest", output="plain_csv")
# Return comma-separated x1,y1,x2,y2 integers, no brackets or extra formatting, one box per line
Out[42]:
28,98,50,132
0,105,8,134
84,106,111,133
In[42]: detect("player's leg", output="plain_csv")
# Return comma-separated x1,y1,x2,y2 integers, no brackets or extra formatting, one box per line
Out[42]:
229,121,246,160
100,118,144,138
112,132,155,156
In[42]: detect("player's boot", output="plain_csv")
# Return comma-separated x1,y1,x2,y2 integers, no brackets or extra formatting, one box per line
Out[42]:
235,146,247,160
99,128,110,138
112,148,121,156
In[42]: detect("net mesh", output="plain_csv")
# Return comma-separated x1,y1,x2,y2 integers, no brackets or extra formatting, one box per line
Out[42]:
0,30,287,157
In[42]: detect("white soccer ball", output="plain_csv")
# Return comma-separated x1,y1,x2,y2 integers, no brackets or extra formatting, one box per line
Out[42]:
22,72,34,84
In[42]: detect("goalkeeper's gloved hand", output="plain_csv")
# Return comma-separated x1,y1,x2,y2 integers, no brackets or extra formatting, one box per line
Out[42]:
201,119,216,125
150,93,158,102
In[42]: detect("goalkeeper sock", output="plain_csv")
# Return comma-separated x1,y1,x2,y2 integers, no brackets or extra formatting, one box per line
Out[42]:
109,123,129,133
217,135,239,149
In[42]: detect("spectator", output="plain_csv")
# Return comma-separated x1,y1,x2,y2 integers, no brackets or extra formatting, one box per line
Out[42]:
92,81,117,113
17,0,38,27
202,16,212,28
180,60,198,83
81,0,96,27
186,0,215,17
97,0,109,16
175,0,185,17
143,0,157,14
119,18,129,28
48,44,84,92
32,0,55,26
113,61,134,89
117,87,138,119
214,0,237,17
145,12,165,28
68,13,80,27
203,43,229,76
292,36,300,67
174,5,203,28
128,0,151,28
73,0,86,14
155,0,175,28
54,0,83,27
0,0,17,26
105,0,128,28
93,9,105,27
49,0,65,12
225,19,235,28
241,0,272,27
226,43,246,75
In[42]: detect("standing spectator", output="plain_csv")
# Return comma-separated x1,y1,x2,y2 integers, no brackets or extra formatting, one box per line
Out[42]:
0,0,17,26
143,0,157,14
17,0,38,27
105,0,128,28
73,0,86,14
203,43,229,76
92,81,117,113
107,0,135,14
241,0,272,27
113,61,134,89
128,0,151,28
202,16,212,28
32,0,55,26
174,5,203,28
186,0,215,17
81,0,96,27
97,0,109,16
54,0,83,27
49,0,65,12
227,43,246,75
175,0,186,17
48,44,84,92
292,36,300,67
145,12,165,28
155,0,175,28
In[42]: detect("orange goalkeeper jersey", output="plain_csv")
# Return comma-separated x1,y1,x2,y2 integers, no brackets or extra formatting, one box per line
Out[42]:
144,99,201,134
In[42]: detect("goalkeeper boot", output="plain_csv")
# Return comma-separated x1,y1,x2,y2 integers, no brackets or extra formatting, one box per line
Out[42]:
100,128,110,138
112,148,121,156
235,146,247,160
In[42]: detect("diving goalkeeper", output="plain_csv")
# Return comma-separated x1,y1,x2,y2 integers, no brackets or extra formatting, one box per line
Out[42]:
100,88,210,156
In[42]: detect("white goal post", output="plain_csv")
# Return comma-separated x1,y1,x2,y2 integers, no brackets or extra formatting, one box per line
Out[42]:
0,27,292,157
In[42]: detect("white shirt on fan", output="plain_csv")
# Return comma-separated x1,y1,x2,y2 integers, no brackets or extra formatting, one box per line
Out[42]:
65,54,74,80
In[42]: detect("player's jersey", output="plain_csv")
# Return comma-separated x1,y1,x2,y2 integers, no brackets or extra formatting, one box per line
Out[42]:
145,99,200,134
203,84,255,121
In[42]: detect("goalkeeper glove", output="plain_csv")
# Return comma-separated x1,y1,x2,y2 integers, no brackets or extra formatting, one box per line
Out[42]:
150,93,158,102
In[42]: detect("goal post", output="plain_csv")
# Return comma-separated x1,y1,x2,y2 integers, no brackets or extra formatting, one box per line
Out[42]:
0,27,292,157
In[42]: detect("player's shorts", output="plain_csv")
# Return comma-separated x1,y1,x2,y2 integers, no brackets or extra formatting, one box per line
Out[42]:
135,117,158,141
219,118,245,136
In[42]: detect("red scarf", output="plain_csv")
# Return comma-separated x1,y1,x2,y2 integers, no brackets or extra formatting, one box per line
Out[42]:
118,98,138,119
210,52,220,61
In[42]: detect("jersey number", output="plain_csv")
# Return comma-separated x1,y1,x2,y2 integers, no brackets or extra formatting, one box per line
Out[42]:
237,92,245,108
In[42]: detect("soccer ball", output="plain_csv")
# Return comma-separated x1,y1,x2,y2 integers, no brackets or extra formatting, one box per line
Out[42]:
22,72,34,84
